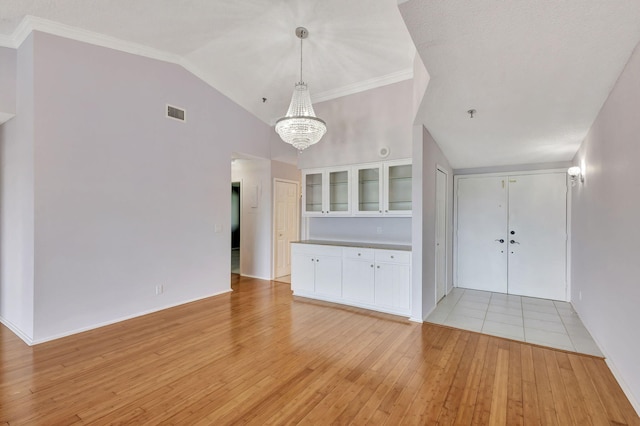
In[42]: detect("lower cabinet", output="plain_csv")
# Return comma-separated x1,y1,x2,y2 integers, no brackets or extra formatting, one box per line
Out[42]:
291,243,411,317
291,244,342,298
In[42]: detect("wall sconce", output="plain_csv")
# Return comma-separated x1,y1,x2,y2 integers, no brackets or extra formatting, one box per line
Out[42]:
567,166,583,186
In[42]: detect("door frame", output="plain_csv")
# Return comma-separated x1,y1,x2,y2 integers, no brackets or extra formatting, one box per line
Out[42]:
231,179,243,276
272,178,300,280
435,165,449,304
453,168,571,299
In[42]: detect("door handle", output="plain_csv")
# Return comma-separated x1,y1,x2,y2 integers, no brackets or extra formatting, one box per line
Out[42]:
510,240,520,244
495,239,505,243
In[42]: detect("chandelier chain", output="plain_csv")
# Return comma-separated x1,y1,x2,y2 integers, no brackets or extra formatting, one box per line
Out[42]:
299,36,303,83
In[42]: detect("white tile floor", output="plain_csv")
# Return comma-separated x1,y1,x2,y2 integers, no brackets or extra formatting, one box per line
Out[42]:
426,288,603,357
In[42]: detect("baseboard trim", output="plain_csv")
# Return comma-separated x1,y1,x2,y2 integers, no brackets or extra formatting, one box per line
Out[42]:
0,316,34,346
605,357,640,417
574,308,640,417
240,273,272,281
29,289,232,345
408,317,424,323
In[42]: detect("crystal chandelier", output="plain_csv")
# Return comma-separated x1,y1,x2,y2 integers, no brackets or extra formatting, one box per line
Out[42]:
275,27,327,151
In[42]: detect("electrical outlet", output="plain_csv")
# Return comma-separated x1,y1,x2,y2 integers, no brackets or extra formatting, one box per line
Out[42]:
579,291,582,301
155,285,164,295
376,227,382,234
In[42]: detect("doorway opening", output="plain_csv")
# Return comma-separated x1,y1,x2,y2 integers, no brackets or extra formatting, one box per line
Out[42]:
231,181,240,275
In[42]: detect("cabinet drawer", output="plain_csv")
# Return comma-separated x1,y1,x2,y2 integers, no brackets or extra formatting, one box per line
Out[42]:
343,247,375,261
375,250,411,264
292,243,341,256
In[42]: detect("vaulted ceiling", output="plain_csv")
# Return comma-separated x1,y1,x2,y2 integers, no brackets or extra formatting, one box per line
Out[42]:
1,0,639,168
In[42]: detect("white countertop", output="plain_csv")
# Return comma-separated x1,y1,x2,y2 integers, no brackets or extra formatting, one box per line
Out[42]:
293,240,412,251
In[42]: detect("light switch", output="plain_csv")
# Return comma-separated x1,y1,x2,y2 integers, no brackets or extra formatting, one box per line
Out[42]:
215,224,222,233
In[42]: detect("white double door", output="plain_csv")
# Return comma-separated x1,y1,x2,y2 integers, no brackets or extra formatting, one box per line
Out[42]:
456,172,567,300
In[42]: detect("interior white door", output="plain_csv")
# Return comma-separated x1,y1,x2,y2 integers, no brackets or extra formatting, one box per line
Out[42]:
507,173,567,300
275,180,299,278
435,169,447,301
456,176,508,293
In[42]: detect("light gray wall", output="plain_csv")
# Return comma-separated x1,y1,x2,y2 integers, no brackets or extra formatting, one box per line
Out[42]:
300,80,415,246
0,35,35,340
15,32,272,342
297,79,414,169
0,46,16,118
571,41,640,411
421,126,454,318
271,159,300,183
308,217,412,245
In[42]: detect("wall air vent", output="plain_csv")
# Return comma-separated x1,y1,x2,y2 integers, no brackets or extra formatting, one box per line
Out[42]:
166,104,186,122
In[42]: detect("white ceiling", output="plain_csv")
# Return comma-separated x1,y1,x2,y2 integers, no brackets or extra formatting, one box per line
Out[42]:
401,0,640,168
1,1,640,168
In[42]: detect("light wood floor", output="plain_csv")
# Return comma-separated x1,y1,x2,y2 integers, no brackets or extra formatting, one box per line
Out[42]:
1,275,638,425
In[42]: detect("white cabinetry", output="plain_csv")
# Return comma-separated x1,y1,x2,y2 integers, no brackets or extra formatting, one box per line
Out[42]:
342,248,376,304
353,164,383,215
291,244,342,298
383,160,412,216
303,159,412,217
291,243,412,317
373,250,411,313
302,167,351,216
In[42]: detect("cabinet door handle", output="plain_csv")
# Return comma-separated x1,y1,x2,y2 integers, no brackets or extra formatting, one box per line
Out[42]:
311,258,315,262
377,265,380,269
370,264,374,268
357,253,361,256
390,255,394,259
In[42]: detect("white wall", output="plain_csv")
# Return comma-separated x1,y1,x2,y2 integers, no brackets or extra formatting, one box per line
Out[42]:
231,157,273,280
0,35,35,341
297,79,414,169
0,46,16,121
308,218,411,245
420,126,453,318
571,41,640,412
1,32,273,343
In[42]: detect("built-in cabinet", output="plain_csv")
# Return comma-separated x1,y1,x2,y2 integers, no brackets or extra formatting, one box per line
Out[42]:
302,159,412,217
291,242,412,317
303,167,351,216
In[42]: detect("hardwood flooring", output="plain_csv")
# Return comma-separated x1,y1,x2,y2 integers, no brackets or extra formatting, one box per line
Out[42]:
1,275,638,425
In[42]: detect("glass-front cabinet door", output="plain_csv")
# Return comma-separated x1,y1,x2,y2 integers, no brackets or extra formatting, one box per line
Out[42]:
328,169,350,214
303,171,324,216
302,168,351,216
354,164,383,215
384,160,412,216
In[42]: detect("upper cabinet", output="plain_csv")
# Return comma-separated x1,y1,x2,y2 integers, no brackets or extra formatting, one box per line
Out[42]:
384,160,412,216
303,159,412,218
303,167,352,217
353,163,383,215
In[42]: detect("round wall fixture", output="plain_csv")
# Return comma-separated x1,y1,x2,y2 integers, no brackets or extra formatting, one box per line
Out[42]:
378,146,390,158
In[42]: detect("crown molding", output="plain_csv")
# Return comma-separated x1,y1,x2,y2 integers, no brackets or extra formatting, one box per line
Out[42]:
312,68,414,104
0,34,15,48
9,15,182,65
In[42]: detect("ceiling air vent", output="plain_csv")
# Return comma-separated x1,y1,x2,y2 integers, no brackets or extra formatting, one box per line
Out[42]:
166,104,186,122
